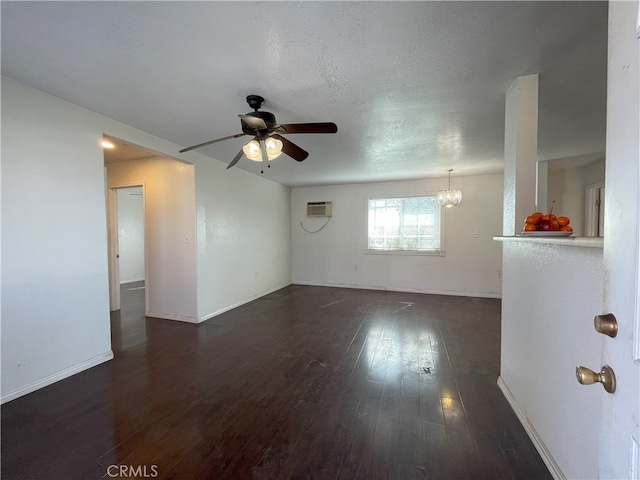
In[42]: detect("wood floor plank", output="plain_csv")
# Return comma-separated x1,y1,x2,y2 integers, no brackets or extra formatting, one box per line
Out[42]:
1,285,552,480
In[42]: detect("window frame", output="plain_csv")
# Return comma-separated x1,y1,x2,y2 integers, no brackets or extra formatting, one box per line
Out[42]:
365,193,446,256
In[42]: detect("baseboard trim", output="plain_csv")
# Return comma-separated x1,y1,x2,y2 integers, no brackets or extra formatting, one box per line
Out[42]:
146,312,200,323
198,282,292,322
497,376,566,480
291,281,501,299
1,350,114,405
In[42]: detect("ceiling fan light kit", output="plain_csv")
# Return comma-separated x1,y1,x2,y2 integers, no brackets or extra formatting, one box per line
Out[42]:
243,137,283,163
264,137,283,160
242,139,263,161
179,95,337,172
438,169,462,208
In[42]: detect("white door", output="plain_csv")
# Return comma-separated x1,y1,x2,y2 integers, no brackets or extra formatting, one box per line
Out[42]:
599,2,640,478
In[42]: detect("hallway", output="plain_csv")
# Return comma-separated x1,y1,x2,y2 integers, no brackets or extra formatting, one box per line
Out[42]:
1,285,551,479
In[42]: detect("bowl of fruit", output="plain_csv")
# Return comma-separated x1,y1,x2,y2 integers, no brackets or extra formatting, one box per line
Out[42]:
520,209,573,236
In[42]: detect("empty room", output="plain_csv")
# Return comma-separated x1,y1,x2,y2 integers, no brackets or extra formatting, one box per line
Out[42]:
1,2,638,480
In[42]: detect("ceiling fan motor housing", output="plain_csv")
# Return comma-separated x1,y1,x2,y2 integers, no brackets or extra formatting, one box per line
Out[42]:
241,111,277,135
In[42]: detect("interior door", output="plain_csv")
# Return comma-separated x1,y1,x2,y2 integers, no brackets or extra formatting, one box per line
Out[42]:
598,2,640,478
107,188,121,311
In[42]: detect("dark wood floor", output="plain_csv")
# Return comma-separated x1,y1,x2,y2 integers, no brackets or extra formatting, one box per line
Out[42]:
2,284,551,480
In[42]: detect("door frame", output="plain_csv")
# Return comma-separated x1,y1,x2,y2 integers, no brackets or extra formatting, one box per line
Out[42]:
584,182,605,237
106,182,148,313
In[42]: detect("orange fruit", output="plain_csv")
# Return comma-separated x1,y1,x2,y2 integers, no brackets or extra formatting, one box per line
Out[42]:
560,225,573,232
531,212,543,221
525,215,540,225
524,223,537,231
557,216,570,226
541,214,557,221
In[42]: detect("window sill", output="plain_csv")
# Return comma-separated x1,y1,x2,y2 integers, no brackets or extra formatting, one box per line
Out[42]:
366,249,445,256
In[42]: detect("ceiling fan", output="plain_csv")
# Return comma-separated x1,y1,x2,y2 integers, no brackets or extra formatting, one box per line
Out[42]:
179,95,338,171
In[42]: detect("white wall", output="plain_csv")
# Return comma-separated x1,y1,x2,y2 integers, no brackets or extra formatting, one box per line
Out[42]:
292,174,503,298
116,187,145,284
498,240,604,480
2,77,113,402
195,159,291,320
547,159,605,236
1,76,293,402
503,75,539,236
580,159,606,190
107,157,198,321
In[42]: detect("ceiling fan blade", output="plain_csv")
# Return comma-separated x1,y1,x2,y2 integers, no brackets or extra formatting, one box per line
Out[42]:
226,148,245,170
179,133,247,153
271,134,309,162
239,114,267,130
275,122,338,135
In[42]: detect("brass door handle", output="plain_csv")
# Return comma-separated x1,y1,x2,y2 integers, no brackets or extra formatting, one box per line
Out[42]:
594,313,618,337
576,365,616,393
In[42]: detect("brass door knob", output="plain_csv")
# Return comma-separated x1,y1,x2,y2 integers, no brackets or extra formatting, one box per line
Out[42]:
594,313,618,337
576,365,616,393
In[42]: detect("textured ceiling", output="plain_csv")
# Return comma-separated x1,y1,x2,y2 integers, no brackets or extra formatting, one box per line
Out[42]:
1,1,608,187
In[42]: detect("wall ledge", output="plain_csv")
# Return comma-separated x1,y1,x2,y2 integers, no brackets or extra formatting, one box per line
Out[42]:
493,236,603,248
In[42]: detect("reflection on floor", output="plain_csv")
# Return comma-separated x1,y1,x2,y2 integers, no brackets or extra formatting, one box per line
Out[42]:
1,285,552,480
110,280,148,350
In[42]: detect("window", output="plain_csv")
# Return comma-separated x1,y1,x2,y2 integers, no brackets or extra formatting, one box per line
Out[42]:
367,195,442,254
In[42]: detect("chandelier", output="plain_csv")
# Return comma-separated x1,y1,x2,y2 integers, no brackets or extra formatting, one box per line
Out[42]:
438,169,462,208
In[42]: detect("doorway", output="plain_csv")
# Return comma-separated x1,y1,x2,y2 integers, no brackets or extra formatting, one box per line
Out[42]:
103,134,198,323
106,185,147,312
585,182,605,237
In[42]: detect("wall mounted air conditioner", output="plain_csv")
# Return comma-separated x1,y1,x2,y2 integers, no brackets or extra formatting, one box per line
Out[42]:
307,201,333,217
